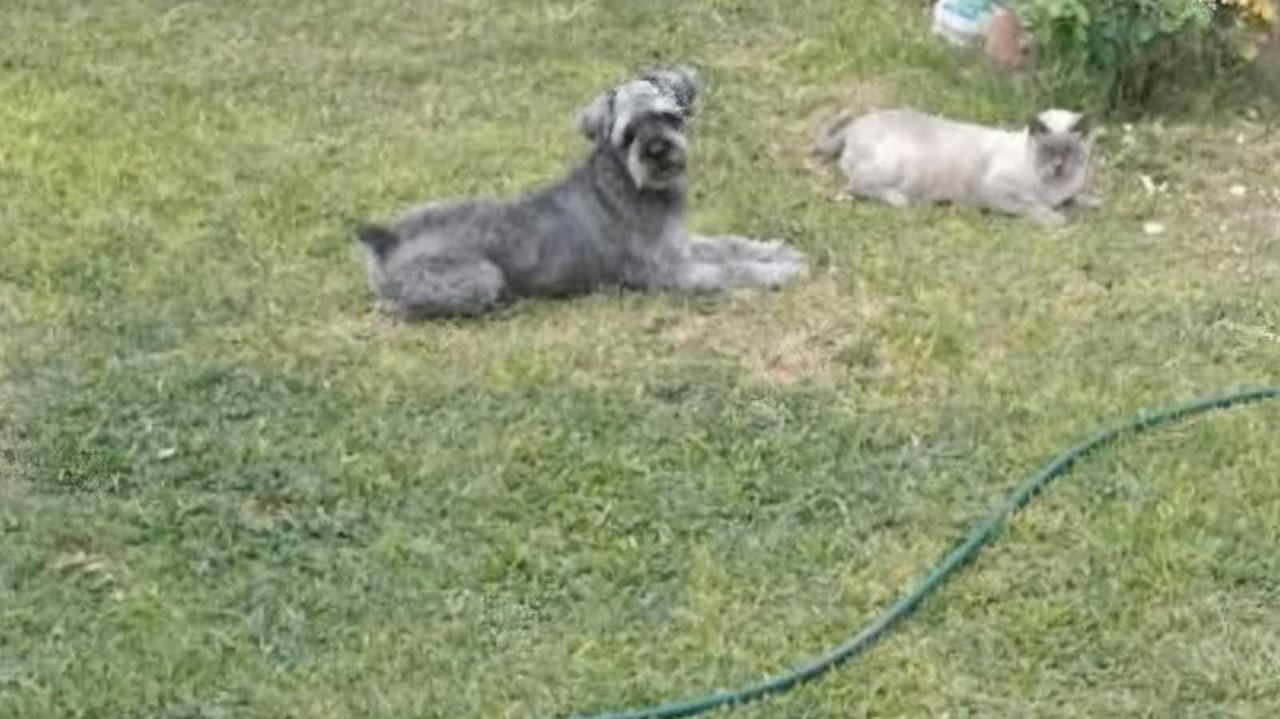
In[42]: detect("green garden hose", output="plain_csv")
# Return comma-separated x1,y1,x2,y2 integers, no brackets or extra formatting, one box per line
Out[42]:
572,386,1280,719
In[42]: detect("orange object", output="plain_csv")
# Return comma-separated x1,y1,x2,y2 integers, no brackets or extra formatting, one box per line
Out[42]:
985,6,1028,70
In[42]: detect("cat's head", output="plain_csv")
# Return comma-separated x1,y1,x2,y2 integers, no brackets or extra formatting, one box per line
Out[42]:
1026,110,1092,185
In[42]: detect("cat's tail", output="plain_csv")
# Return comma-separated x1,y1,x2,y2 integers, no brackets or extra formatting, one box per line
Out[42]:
356,223,400,260
812,114,853,160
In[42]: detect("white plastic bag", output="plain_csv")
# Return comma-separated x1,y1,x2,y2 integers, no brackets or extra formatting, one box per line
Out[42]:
932,0,1002,48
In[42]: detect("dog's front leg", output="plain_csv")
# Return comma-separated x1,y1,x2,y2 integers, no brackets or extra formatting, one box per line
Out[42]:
629,258,727,293
625,235,807,294
621,247,726,294
673,260,731,293
688,234,809,289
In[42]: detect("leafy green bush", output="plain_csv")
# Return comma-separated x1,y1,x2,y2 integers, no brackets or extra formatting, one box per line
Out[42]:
1010,0,1242,114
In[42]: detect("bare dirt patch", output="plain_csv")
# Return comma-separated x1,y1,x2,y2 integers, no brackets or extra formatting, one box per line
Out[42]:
662,275,891,386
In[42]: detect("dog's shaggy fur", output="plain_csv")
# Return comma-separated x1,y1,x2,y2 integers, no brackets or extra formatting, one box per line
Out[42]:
356,67,808,317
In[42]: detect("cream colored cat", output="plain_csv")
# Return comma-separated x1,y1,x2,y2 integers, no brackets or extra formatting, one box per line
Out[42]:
815,108,1101,227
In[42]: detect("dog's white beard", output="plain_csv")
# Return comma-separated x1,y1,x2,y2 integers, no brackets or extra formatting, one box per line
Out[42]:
626,150,656,189
625,143,685,192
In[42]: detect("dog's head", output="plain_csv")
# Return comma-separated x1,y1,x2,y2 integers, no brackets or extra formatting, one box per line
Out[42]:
577,66,700,191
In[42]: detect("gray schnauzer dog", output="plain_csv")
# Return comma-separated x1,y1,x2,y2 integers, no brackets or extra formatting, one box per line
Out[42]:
356,66,808,317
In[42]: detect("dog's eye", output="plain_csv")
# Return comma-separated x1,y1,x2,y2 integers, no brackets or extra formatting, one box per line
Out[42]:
657,112,684,129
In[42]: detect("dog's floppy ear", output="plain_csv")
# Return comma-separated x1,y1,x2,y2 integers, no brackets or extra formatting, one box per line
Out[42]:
667,65,700,115
641,65,701,116
577,89,615,143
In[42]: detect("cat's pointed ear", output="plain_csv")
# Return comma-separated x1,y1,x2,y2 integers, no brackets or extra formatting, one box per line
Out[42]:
1069,113,1091,137
1027,114,1050,136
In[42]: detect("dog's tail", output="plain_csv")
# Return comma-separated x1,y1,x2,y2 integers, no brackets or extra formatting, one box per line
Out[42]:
812,114,853,160
356,223,400,260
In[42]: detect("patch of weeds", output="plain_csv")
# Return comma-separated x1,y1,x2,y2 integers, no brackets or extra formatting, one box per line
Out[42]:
19,362,353,495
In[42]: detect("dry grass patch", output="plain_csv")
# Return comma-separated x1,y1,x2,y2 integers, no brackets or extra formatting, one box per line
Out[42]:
662,275,891,387
773,77,905,192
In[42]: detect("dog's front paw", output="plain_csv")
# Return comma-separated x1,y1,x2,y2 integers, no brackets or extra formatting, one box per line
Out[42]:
754,255,810,289
754,239,808,267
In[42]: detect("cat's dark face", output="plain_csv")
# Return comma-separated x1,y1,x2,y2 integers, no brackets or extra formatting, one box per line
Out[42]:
1032,134,1086,180
1028,111,1091,185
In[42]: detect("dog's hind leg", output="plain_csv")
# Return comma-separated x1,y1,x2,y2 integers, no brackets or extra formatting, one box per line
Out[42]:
379,253,509,317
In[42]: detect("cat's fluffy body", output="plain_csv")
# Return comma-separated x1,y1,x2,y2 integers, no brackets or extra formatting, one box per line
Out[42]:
816,108,1099,227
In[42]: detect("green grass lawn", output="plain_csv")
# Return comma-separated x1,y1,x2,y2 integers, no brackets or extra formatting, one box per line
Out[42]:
3,1,1280,717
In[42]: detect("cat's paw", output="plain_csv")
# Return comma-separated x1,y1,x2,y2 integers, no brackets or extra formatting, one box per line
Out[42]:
881,190,911,209
1033,209,1068,228
1073,192,1105,210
